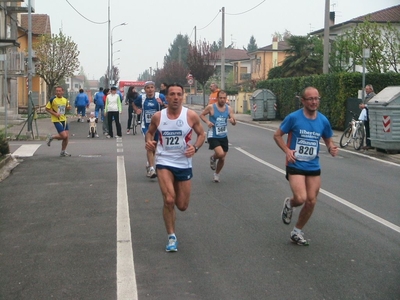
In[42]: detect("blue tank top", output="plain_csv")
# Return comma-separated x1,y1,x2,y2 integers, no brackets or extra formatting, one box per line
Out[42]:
208,103,230,139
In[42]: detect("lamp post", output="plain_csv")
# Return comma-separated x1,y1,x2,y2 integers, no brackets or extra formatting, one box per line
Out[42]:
111,39,122,85
109,22,127,87
362,48,370,102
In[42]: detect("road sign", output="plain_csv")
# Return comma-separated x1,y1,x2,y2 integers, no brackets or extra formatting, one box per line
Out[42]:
188,78,194,85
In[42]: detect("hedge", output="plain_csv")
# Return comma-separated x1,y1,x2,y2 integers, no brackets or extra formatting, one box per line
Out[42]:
257,72,400,130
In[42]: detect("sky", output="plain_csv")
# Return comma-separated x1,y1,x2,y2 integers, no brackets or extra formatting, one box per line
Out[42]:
33,0,399,82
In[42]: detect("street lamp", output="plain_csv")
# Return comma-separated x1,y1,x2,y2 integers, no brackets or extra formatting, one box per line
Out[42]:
362,48,370,102
111,39,122,85
108,22,127,87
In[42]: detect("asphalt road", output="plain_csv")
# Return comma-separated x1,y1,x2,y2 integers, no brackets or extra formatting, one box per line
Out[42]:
1,109,399,300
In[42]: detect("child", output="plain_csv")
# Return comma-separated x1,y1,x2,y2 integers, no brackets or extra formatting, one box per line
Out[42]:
87,112,99,138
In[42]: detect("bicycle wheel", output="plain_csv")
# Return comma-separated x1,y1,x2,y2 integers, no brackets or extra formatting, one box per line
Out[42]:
353,126,364,150
340,127,352,148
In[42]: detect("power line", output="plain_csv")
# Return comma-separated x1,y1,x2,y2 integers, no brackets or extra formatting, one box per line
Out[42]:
226,0,266,16
65,0,107,25
197,10,221,30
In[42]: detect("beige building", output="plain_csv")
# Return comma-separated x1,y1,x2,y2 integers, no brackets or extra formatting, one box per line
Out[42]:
247,37,290,81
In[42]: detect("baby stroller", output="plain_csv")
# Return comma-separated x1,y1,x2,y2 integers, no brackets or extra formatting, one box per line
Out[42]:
87,112,99,138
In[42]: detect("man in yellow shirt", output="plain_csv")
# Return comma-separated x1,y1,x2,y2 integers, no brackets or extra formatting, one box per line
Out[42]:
45,86,72,157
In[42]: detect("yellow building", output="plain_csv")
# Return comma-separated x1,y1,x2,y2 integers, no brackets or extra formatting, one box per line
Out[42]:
247,37,290,81
18,14,51,108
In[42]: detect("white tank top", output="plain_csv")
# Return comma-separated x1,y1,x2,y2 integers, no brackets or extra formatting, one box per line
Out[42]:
156,107,193,168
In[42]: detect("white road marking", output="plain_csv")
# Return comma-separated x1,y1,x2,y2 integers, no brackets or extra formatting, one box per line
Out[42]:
12,144,41,157
117,156,138,299
235,147,400,234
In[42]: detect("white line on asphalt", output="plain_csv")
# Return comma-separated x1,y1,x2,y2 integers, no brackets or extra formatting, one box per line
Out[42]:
235,147,400,234
12,144,41,157
117,156,138,299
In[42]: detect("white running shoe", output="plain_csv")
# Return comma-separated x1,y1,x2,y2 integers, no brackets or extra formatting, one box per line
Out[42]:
213,173,220,183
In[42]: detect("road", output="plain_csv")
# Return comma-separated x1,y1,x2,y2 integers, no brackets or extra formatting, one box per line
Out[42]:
1,110,399,300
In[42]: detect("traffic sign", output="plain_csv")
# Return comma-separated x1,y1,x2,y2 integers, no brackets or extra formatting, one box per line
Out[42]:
188,78,194,85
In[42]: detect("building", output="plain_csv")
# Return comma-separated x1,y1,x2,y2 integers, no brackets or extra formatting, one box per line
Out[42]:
19,13,51,108
247,37,290,82
310,5,400,72
0,1,33,121
213,48,249,76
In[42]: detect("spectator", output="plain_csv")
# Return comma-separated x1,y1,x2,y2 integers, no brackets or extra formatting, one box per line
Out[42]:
74,89,89,122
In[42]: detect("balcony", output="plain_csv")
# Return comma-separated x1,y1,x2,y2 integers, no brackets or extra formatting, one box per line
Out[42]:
5,2,35,13
0,51,26,76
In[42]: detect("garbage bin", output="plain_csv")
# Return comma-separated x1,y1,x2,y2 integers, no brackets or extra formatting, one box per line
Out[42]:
251,89,276,121
368,86,400,151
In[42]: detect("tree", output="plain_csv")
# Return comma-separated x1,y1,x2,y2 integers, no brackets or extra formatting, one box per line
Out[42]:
164,34,190,68
153,61,188,87
280,35,323,77
187,40,218,107
329,20,400,73
33,30,80,96
268,65,284,79
111,66,120,86
244,35,258,52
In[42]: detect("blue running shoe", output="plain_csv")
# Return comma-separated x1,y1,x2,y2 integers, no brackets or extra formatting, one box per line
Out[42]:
165,236,178,252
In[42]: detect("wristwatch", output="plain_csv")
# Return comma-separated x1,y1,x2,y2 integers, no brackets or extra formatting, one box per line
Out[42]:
194,146,199,153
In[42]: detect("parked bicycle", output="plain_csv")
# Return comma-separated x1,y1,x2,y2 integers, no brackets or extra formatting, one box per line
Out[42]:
339,111,365,150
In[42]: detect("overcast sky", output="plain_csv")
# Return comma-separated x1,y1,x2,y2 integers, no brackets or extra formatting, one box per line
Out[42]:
33,0,399,82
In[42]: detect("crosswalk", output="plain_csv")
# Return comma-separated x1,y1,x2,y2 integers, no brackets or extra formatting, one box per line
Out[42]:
11,144,41,157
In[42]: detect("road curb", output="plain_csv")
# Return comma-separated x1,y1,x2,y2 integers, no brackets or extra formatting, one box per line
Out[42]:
0,154,20,182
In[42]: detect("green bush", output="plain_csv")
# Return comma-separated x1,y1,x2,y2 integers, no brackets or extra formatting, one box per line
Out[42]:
0,133,10,157
257,72,400,130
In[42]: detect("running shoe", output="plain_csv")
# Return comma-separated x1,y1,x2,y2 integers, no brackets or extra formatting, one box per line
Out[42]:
210,155,216,170
146,166,151,177
148,167,157,179
281,197,293,225
60,151,71,157
290,231,309,246
213,173,220,183
126,130,130,134
165,236,178,252
46,134,53,147
95,134,99,138
87,135,90,138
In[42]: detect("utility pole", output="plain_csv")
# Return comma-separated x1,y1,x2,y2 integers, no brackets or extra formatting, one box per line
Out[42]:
194,26,197,95
27,0,33,134
323,0,330,74
221,7,225,90
107,0,111,88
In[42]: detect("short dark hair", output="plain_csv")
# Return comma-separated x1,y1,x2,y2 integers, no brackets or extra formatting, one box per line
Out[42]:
166,83,184,94
217,90,227,98
99,87,103,91
79,88,84,93
111,86,117,91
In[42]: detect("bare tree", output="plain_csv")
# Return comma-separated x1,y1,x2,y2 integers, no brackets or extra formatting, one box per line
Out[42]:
33,30,80,97
187,40,217,107
153,61,188,87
